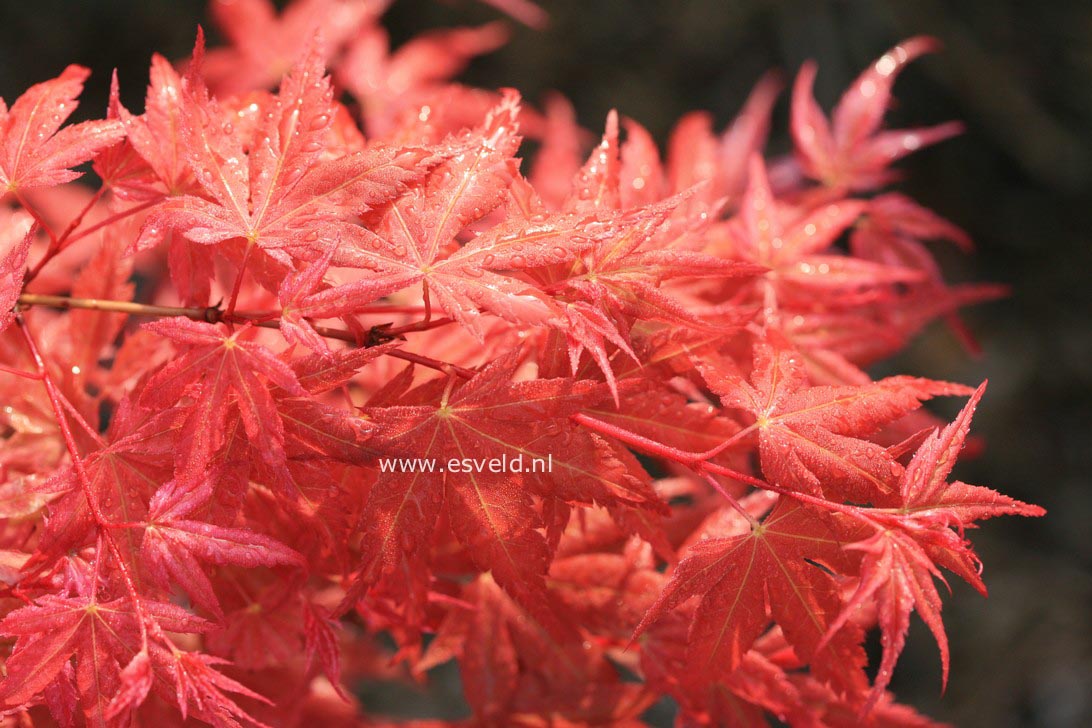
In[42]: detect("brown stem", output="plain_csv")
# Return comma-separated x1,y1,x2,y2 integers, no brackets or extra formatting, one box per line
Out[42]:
15,293,476,377
349,304,430,314
18,293,224,323
384,316,454,337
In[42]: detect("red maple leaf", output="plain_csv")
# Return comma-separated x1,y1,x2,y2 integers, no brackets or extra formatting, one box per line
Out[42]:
139,318,306,486
0,66,123,193
339,19,511,135
356,353,660,619
703,334,971,504
635,495,868,694
822,383,1044,711
108,54,198,201
139,34,431,294
0,226,32,334
420,571,654,724
139,472,305,619
791,37,963,191
203,0,375,94
0,13,1045,727
0,591,209,721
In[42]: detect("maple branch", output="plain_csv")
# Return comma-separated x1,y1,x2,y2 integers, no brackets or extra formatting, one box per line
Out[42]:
58,387,108,448
225,239,255,318
421,280,433,323
570,410,770,511
695,423,757,461
22,186,113,286
18,293,225,323
570,411,886,526
698,469,759,528
15,293,477,377
56,185,108,245
735,475,885,527
16,293,364,341
61,197,159,247
14,191,58,246
352,304,431,314
0,361,41,380
570,412,764,488
387,349,475,378
384,316,455,337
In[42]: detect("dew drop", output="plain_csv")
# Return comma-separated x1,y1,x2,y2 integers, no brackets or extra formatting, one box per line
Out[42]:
876,54,898,76
283,166,305,186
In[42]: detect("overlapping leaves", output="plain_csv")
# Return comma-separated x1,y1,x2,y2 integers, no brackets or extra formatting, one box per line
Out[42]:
0,8,1044,728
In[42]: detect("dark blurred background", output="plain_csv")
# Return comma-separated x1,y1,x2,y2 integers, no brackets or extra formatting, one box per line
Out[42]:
1,1,1088,725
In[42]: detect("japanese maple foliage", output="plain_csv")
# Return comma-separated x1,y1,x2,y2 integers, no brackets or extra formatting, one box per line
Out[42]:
0,1,1043,726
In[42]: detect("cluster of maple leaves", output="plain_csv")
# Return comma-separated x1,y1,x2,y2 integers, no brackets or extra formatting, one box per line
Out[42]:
0,1,1043,726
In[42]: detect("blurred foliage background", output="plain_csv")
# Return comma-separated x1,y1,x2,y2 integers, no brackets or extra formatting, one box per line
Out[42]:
1,1,1089,725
